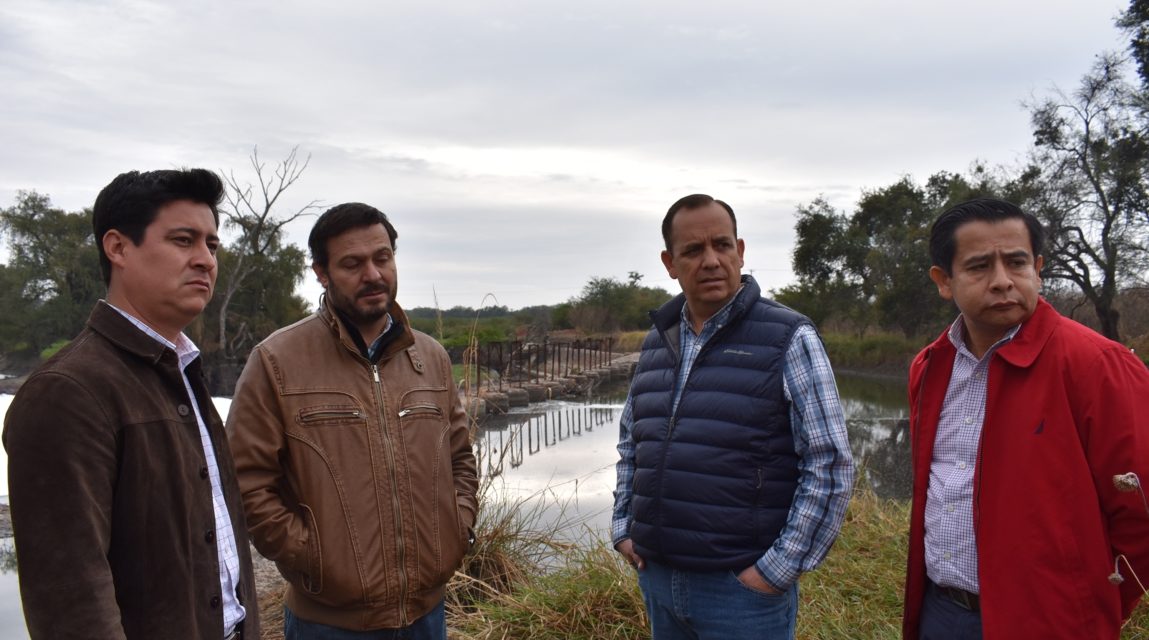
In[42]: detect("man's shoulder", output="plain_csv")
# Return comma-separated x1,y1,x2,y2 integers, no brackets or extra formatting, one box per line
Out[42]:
255,312,326,352
746,296,813,327
1047,311,1142,365
11,330,126,410
407,325,450,356
27,328,117,381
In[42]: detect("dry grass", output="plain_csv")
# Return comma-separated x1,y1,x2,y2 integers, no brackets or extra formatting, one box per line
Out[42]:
446,486,1149,640
256,484,1149,639
612,331,647,353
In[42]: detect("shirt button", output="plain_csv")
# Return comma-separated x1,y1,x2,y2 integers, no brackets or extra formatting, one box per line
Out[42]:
964,417,972,425
957,461,967,470
944,552,952,560
199,466,209,479
946,505,955,513
177,404,190,417
205,530,215,543
210,595,221,608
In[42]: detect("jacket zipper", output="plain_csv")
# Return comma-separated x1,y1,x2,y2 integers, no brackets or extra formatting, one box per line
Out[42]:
299,409,363,422
372,363,409,625
397,404,443,418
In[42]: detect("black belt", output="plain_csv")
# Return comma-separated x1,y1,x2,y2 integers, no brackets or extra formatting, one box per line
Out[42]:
223,623,243,640
931,580,980,612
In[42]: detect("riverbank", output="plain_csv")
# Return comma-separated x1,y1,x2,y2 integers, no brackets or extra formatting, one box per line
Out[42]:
249,489,1149,639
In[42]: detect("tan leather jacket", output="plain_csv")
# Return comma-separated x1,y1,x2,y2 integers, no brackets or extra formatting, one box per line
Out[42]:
227,301,478,630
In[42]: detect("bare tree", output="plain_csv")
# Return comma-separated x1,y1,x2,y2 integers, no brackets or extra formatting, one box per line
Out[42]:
1024,54,1149,340
215,146,321,366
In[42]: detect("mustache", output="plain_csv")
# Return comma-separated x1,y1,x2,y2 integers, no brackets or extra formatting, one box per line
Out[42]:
356,284,390,298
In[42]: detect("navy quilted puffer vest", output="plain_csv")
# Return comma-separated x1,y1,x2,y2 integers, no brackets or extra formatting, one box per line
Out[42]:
628,276,808,571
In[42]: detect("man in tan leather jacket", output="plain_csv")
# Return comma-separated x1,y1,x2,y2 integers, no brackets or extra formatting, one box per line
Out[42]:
227,202,478,639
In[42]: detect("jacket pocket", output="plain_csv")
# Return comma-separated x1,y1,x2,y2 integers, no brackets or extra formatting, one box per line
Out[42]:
397,404,444,420
299,504,324,595
297,404,366,427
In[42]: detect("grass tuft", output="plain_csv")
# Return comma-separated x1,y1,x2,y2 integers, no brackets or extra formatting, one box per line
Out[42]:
446,485,1149,640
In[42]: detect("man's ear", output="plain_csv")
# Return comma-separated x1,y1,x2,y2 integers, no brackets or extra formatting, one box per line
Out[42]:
661,250,677,279
928,265,953,300
312,263,329,288
102,230,130,269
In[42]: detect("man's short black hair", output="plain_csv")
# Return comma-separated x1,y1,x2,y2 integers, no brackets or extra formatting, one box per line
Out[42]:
308,202,398,268
929,198,1044,275
661,194,737,252
92,168,224,285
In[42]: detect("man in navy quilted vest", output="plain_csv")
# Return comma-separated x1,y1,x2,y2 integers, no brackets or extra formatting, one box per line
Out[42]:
611,193,854,639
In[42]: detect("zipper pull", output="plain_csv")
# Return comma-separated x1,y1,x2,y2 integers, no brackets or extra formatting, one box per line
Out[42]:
373,365,380,383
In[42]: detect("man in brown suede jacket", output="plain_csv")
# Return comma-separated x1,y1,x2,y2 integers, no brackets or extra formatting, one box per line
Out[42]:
228,202,478,639
3,169,259,640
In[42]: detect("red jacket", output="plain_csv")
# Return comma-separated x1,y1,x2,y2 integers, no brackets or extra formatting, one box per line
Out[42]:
903,299,1149,639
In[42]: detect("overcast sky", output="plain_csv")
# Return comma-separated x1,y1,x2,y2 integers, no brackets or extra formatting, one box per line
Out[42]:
0,0,1132,311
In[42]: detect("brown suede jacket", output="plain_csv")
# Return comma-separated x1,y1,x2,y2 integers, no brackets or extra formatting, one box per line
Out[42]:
2,301,259,639
227,300,478,631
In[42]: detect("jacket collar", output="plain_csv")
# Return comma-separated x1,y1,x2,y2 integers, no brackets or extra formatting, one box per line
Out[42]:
87,300,176,365
994,298,1057,369
317,295,416,363
924,297,1056,370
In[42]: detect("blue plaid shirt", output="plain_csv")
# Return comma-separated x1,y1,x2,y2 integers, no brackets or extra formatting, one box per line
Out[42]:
612,295,854,590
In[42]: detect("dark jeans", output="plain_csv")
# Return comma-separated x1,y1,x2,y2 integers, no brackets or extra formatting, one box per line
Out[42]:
284,600,446,640
637,560,798,639
920,581,982,640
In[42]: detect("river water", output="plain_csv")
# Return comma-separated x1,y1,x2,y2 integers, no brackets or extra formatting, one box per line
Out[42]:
0,371,908,636
472,372,910,540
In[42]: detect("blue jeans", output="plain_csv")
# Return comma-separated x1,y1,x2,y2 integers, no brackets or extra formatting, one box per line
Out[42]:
637,560,798,639
283,600,446,640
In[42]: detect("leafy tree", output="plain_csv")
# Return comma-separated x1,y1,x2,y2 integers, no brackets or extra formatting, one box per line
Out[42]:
786,170,1010,337
1022,54,1149,340
0,192,102,363
568,276,672,333
1119,0,1149,90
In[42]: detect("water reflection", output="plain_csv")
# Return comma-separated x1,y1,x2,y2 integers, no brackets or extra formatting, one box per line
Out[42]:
0,538,14,575
836,372,912,501
476,404,620,478
472,372,914,537
474,396,626,536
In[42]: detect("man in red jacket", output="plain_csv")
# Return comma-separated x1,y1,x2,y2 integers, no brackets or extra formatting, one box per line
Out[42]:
903,198,1149,639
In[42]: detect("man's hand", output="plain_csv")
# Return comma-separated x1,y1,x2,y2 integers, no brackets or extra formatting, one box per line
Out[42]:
736,565,782,594
614,538,645,570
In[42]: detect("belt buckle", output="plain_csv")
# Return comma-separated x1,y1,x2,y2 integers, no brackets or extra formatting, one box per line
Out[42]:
944,586,978,611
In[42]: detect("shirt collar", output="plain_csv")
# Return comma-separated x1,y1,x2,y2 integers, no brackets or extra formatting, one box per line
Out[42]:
105,302,200,370
946,314,1022,362
679,284,744,336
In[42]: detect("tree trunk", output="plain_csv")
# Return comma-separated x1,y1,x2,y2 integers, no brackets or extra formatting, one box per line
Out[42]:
1095,302,1122,341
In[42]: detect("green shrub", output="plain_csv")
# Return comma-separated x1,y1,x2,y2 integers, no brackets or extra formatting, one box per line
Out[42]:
822,332,921,372
39,339,70,361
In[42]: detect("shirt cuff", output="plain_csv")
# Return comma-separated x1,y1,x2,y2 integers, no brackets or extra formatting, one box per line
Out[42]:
756,553,798,591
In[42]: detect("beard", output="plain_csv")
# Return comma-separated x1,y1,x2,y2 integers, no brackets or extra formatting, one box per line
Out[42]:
328,282,393,329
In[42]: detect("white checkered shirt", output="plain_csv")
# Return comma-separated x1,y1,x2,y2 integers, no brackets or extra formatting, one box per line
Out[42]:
923,315,1021,594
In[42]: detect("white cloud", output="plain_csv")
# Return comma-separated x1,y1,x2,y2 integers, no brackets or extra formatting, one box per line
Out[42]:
0,0,1132,309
